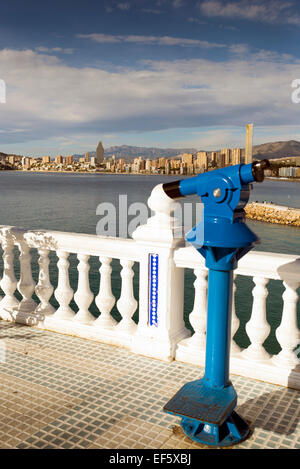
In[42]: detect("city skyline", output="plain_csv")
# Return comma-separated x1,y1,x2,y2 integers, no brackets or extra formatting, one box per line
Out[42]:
0,1,300,156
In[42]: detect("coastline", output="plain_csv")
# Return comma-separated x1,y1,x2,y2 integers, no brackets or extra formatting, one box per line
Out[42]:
4,169,300,183
245,202,300,227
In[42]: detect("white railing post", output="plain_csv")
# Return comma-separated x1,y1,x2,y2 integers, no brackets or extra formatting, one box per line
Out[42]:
242,276,271,362
16,239,37,315
175,267,207,365
35,248,55,316
53,250,75,320
73,254,94,324
94,256,117,329
115,259,137,343
0,229,19,319
131,184,190,361
273,280,300,367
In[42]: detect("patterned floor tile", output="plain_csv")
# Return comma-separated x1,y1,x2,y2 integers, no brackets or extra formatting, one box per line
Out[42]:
0,319,299,449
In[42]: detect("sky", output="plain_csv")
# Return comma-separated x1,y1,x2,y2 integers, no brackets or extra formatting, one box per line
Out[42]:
0,0,300,156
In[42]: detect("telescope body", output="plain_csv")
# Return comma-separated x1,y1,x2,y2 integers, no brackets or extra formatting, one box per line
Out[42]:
163,160,269,446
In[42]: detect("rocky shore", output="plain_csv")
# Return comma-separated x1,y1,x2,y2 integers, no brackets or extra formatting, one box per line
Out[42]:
245,203,300,227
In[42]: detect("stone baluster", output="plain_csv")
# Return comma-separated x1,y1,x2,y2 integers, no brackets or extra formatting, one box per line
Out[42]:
116,259,137,334
35,248,55,316
186,268,208,350
0,230,19,319
273,280,300,367
242,276,271,361
53,250,75,320
73,254,94,324
17,240,37,314
231,274,242,355
94,256,117,329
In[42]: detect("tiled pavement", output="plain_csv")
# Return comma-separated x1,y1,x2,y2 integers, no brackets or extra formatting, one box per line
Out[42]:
0,320,299,450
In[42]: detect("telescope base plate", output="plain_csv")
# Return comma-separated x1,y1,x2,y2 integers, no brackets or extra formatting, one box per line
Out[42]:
180,411,250,447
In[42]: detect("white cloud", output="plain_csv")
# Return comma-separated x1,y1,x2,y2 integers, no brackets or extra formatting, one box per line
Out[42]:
199,0,300,25
35,46,74,54
0,48,299,147
117,2,131,10
77,33,226,48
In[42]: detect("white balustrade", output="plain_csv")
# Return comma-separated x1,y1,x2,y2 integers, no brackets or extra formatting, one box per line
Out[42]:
242,276,271,362
73,254,94,324
0,229,19,319
53,250,75,320
94,256,117,329
116,259,137,337
35,248,55,316
17,239,37,314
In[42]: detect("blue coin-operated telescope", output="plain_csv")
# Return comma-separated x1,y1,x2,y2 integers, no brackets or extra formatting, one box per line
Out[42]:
162,159,270,447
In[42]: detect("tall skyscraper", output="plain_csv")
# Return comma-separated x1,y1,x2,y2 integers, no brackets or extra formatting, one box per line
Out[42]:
245,123,254,164
96,141,104,164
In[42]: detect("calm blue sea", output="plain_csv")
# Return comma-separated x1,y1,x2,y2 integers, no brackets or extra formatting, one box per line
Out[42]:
0,171,299,353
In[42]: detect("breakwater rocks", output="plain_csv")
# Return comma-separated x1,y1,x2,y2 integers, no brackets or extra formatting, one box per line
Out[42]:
245,203,300,227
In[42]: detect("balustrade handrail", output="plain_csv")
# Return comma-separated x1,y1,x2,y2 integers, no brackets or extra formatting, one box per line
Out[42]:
174,245,300,281
0,225,141,262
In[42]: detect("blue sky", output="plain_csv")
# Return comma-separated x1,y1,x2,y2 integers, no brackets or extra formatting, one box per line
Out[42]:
0,0,300,156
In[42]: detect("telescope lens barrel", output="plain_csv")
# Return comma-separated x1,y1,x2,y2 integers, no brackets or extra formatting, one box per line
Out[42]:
162,180,182,199
251,159,270,183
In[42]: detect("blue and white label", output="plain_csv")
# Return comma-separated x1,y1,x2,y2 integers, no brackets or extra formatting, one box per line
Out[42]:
148,253,159,327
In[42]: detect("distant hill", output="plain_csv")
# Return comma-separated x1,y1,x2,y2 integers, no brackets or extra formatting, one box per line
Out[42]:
252,140,300,160
74,140,300,161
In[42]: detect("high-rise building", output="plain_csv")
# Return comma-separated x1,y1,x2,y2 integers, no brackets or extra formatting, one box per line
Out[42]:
158,157,166,168
42,156,51,164
182,153,193,165
145,159,151,172
196,151,208,170
55,155,63,164
85,152,89,162
211,152,217,164
118,158,125,171
221,148,231,166
65,155,73,165
96,141,104,164
232,148,241,165
217,152,225,168
165,160,171,175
